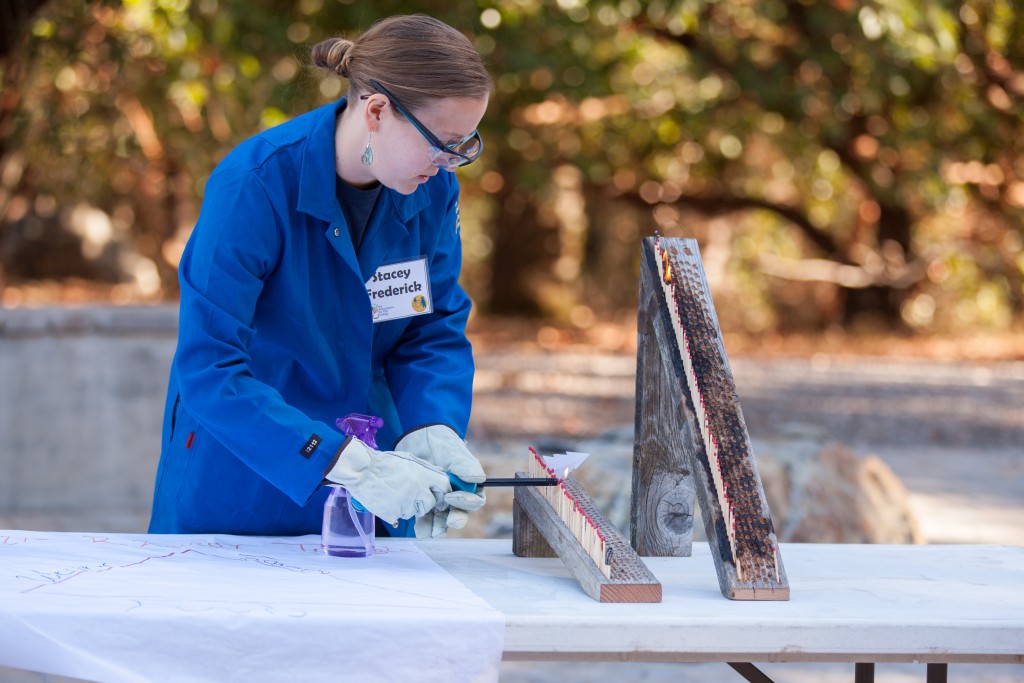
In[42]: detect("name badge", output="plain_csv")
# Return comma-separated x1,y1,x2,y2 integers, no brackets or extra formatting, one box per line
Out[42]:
366,257,433,323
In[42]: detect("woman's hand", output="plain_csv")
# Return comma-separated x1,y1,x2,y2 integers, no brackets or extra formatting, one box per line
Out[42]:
324,437,451,526
397,425,488,537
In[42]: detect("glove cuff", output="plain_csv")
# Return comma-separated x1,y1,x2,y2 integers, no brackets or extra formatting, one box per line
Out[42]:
323,437,373,485
395,423,459,447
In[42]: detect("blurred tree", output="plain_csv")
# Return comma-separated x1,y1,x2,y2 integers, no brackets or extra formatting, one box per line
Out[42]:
1,0,1022,334
478,0,1023,331
0,0,511,302
0,0,50,58
1,0,324,299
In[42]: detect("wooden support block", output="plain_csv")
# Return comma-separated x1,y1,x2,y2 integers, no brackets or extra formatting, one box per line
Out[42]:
511,495,556,558
632,236,789,601
632,233,698,557
514,473,662,603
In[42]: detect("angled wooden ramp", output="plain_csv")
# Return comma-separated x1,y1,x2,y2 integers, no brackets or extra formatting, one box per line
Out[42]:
513,472,662,603
513,450,662,603
632,236,789,600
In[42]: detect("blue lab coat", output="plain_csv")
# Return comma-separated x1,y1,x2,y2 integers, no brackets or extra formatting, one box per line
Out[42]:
148,98,474,536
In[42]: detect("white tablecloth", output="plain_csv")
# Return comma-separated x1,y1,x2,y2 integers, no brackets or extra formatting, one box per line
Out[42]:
0,531,505,683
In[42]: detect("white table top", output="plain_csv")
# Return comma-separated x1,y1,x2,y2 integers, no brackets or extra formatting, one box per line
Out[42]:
420,540,1024,664
2,532,1021,673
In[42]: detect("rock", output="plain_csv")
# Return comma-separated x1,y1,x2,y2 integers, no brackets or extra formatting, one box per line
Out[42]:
752,422,922,544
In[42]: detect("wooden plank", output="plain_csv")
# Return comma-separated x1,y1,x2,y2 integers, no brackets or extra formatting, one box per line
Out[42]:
514,473,661,603
512,495,556,558
632,236,697,557
633,236,789,601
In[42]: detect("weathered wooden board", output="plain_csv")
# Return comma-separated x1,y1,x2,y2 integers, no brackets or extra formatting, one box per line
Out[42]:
514,473,662,603
632,236,789,601
632,233,698,558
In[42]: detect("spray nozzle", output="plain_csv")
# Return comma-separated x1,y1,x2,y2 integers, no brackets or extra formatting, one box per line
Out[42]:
336,414,384,449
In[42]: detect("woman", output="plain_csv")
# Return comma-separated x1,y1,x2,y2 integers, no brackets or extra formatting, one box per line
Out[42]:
149,14,490,539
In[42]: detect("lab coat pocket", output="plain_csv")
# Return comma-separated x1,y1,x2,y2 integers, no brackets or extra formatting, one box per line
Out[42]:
174,428,286,534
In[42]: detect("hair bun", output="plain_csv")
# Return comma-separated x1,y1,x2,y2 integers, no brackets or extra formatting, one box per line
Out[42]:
311,37,355,78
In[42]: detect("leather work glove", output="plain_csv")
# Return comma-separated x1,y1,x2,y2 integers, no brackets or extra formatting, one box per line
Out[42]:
397,425,487,537
324,437,451,526
414,489,487,538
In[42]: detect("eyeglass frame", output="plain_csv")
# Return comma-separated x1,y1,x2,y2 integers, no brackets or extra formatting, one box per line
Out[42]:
361,79,484,168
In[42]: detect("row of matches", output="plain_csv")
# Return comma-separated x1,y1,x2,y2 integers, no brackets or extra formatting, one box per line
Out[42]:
656,240,781,584
528,448,613,578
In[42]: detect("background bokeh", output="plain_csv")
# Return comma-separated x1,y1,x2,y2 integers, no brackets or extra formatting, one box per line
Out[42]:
2,0,1022,342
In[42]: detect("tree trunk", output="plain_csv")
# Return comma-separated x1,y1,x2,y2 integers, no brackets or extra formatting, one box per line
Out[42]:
842,201,914,327
0,0,50,60
487,164,556,315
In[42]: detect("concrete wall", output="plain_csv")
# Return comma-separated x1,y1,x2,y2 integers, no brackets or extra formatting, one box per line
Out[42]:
0,305,178,532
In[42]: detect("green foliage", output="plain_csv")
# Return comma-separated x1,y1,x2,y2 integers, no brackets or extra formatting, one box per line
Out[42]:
1,0,1022,332
473,0,1024,331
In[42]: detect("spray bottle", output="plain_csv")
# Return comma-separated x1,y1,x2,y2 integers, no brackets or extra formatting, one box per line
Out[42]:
321,413,383,557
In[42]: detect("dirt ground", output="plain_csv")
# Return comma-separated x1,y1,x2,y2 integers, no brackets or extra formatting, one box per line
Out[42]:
467,322,1024,545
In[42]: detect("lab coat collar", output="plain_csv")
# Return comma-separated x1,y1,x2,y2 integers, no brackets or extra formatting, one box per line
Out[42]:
296,99,346,224
296,98,429,226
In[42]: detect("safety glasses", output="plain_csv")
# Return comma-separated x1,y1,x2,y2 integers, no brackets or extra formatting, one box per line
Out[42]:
367,80,483,169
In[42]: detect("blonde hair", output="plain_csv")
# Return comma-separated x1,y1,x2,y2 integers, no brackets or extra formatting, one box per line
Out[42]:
310,14,492,111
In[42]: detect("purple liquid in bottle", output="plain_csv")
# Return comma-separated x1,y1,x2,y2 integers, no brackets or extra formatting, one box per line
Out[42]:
321,487,376,557
321,414,383,558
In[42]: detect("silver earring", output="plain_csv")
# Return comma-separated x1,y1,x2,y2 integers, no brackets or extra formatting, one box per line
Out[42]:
361,134,374,166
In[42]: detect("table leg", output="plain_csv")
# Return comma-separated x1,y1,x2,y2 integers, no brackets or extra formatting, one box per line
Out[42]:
724,662,948,683
727,662,776,683
855,663,875,683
